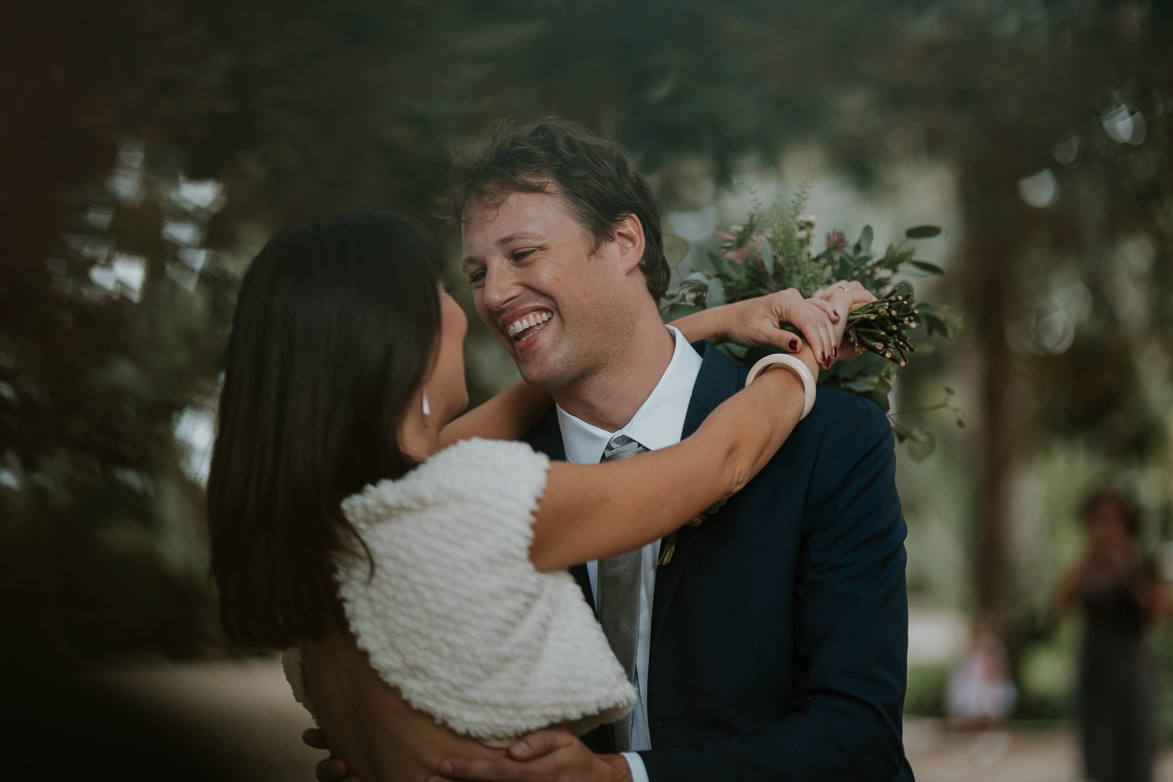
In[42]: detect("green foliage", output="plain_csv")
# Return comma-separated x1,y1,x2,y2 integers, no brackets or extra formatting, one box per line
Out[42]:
904,661,949,717
660,186,958,459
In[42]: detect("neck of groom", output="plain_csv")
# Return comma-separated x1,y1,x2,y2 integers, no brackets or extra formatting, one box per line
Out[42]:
550,297,676,433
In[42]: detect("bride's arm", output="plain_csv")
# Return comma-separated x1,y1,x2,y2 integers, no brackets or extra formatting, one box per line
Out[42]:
528,345,818,572
439,284,871,447
439,379,553,448
669,281,874,368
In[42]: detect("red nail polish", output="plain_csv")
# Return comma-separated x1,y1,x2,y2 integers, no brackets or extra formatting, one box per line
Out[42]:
833,346,838,360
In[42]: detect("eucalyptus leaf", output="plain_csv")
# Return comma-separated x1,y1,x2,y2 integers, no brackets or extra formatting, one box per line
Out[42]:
660,302,700,321
855,225,874,253
760,237,775,274
923,313,949,336
707,251,728,276
842,377,877,393
842,350,888,373
911,260,945,275
706,277,726,308
890,422,914,441
663,234,691,267
906,429,937,462
860,389,891,412
905,225,945,239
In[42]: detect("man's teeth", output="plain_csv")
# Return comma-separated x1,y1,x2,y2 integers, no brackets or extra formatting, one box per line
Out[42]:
506,311,552,338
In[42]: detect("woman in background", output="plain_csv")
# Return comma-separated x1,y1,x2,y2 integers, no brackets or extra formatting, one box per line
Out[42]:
1058,489,1171,782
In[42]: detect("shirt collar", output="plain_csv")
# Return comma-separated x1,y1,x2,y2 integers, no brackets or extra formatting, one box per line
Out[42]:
556,326,703,464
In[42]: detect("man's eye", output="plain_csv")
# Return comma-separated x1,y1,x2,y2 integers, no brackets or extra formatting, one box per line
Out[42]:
467,269,486,285
512,248,536,262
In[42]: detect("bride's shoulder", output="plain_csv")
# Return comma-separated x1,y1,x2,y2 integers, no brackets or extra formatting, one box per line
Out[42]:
432,436,544,467
419,438,548,488
342,439,549,524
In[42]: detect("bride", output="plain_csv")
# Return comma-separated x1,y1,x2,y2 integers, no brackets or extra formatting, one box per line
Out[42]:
207,211,854,781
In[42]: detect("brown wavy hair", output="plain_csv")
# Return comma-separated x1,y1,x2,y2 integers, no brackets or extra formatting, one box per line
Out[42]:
442,118,670,302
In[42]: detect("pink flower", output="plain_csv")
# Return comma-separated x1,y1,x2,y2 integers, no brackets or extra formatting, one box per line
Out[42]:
825,230,848,258
715,231,736,242
724,246,749,264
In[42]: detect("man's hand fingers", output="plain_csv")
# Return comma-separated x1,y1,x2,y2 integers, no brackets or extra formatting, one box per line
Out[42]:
303,728,328,750
306,728,359,782
434,757,522,781
316,756,357,782
436,736,609,782
508,727,575,760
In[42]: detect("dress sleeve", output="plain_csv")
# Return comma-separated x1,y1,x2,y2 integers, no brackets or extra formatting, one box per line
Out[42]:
281,646,315,718
336,438,635,741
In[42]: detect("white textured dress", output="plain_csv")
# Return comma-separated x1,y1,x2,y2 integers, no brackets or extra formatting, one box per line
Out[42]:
284,438,635,740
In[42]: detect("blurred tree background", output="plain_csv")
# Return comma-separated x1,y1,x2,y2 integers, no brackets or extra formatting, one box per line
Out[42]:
2,0,1171,725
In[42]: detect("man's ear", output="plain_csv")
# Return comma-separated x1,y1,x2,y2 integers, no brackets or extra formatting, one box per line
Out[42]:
612,212,646,274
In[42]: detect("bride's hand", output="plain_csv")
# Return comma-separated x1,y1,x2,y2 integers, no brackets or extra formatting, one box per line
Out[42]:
674,288,840,367
813,280,875,362
669,283,876,368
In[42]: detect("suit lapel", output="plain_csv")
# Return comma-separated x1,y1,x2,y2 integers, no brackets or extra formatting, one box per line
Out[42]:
650,342,745,645
524,413,600,606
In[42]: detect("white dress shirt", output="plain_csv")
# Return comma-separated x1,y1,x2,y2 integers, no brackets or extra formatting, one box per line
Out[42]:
554,325,702,781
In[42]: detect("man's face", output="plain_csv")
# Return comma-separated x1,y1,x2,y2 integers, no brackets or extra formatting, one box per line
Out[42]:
461,188,633,391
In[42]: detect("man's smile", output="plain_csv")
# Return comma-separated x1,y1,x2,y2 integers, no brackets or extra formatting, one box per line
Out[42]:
505,309,553,341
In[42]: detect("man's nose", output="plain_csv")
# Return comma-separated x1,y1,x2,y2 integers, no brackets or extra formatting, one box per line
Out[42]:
482,264,522,310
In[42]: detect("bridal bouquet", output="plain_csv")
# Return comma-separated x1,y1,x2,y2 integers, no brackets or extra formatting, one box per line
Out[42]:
660,184,959,459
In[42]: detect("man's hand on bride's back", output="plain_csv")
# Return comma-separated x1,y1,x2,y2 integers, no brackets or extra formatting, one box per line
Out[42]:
303,728,360,782
433,728,630,782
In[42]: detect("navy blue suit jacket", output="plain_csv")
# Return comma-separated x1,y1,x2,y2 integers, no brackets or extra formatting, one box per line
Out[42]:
526,342,915,781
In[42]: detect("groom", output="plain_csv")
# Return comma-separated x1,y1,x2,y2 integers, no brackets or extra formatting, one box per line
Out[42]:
315,118,914,781
436,119,915,782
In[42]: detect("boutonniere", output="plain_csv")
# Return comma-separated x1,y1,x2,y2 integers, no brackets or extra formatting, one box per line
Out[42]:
657,498,727,567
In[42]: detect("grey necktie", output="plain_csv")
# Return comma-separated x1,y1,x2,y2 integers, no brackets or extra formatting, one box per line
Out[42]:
597,433,647,752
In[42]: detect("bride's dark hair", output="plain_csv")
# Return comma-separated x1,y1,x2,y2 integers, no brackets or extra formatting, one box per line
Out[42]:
207,212,444,649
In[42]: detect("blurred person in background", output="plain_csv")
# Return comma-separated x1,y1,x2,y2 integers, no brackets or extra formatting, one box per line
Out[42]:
945,612,1016,730
1058,489,1172,782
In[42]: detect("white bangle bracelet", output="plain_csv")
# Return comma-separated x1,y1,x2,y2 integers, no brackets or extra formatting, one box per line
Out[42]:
745,353,817,420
